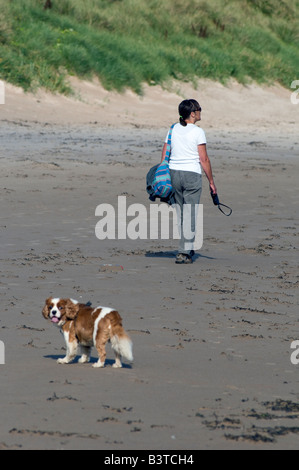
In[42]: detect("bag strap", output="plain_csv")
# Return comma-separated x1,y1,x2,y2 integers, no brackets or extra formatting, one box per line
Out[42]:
165,124,176,163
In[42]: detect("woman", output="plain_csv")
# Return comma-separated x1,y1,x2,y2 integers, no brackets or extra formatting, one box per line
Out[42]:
161,99,217,264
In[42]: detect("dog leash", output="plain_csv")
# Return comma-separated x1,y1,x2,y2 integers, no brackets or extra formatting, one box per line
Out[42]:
210,191,232,216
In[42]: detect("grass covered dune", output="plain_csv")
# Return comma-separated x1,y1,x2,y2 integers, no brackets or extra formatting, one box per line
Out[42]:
0,0,298,95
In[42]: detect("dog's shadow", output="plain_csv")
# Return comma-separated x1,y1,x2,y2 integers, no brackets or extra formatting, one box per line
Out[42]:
44,355,132,369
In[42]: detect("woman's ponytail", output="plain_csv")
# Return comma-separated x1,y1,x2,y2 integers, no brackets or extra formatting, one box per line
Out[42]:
179,115,187,127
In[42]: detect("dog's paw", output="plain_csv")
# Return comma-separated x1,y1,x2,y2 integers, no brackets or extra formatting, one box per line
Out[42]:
92,361,105,368
57,357,69,364
112,362,122,368
78,356,90,364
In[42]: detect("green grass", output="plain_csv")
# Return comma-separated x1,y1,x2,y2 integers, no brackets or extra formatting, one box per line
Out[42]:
0,0,298,94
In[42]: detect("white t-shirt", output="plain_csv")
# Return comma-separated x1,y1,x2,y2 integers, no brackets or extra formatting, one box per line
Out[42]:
165,123,206,174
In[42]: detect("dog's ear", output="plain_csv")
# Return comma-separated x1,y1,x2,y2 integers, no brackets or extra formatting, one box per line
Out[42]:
64,299,79,320
42,297,52,319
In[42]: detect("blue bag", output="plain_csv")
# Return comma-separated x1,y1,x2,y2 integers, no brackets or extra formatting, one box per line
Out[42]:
152,124,175,198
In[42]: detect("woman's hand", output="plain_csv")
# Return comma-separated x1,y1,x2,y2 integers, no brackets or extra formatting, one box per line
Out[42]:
209,182,217,195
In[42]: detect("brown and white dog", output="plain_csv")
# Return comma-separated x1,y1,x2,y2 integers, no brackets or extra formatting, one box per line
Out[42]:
42,297,133,368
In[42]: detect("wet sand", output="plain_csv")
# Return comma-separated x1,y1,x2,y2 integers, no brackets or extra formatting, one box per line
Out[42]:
0,79,298,449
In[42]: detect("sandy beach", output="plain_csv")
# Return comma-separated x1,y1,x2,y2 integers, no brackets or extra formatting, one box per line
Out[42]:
0,78,298,450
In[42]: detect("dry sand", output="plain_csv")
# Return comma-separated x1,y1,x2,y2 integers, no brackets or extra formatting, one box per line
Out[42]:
0,78,298,450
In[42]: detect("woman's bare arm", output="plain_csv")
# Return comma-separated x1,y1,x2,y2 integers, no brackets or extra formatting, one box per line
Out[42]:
198,144,217,194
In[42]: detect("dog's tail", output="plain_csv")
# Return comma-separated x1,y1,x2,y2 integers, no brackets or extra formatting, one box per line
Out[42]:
111,333,133,362
109,312,133,362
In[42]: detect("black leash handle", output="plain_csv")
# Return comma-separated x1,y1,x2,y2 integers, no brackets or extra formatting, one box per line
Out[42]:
210,191,232,216
217,202,232,216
